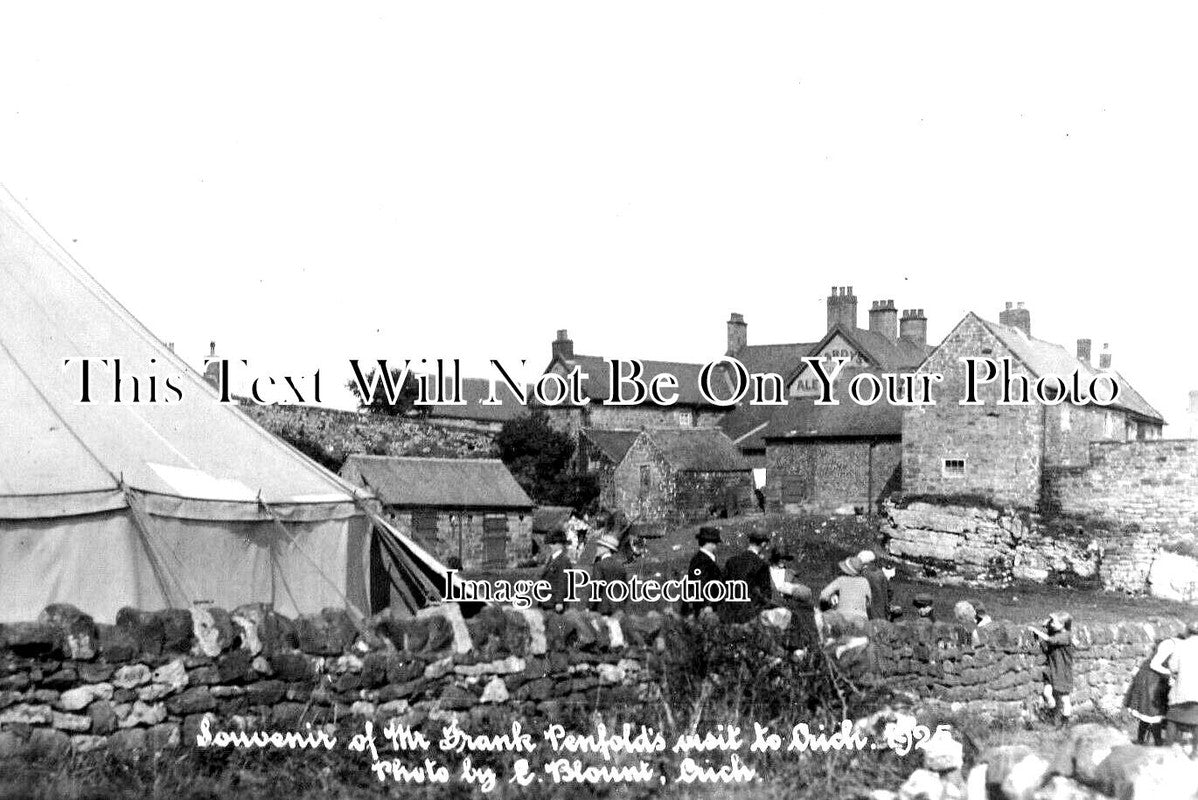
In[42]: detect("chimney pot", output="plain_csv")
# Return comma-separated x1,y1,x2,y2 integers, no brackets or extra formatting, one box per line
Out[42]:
868,298,899,339
898,308,928,346
209,341,216,356
726,312,748,355
1076,338,1092,364
551,329,574,361
998,303,1031,337
827,283,858,331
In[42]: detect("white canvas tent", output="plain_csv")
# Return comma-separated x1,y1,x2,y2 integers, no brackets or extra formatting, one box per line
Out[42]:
0,185,445,623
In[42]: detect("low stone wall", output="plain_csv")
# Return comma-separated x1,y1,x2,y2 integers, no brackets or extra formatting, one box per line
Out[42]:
865,617,1190,719
0,603,1187,756
0,603,661,756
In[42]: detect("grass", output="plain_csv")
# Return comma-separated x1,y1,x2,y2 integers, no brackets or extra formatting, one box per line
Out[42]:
5,511,1194,799
589,511,1198,627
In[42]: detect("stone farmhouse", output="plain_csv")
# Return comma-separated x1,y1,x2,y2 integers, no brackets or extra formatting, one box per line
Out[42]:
885,307,1188,597
902,307,1165,510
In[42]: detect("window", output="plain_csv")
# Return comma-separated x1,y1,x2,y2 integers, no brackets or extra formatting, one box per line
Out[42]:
677,409,693,427
942,458,966,477
1059,405,1071,432
639,464,652,490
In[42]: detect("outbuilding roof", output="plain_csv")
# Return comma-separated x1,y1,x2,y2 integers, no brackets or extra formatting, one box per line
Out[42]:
582,428,641,464
762,398,905,441
642,428,752,471
340,455,533,509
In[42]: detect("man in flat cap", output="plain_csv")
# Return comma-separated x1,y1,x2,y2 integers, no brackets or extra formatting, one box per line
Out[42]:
720,530,774,624
539,529,573,613
680,526,723,618
590,532,628,616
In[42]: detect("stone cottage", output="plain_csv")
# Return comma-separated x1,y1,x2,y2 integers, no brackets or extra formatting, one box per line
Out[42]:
887,304,1180,594
340,455,534,570
609,428,754,524
902,305,1165,509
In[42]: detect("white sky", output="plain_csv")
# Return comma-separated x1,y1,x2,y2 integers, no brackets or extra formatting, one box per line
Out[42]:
2,3,1196,429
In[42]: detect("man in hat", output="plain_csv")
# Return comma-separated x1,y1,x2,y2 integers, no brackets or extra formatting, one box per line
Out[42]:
539,529,573,612
858,550,891,621
913,593,935,623
720,531,774,624
590,532,628,616
680,526,723,618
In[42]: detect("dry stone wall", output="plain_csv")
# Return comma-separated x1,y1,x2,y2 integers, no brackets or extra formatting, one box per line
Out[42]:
887,439,1198,597
862,617,1191,719
0,603,1188,757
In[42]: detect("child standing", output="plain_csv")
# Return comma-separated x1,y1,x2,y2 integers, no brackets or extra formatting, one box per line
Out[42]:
1031,612,1074,726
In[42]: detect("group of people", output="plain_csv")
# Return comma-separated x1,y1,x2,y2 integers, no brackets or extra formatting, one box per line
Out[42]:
1123,619,1198,756
534,519,1198,758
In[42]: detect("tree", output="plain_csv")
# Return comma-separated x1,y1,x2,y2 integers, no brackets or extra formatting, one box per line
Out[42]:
494,411,599,509
345,366,425,417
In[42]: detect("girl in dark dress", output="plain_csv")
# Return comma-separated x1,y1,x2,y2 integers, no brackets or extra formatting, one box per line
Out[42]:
1031,612,1074,726
1124,635,1178,745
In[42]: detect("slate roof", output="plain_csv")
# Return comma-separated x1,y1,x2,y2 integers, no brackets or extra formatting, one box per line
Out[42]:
582,428,641,464
340,455,533,509
783,324,933,383
643,429,752,471
971,316,1164,423
728,342,816,378
718,403,778,453
761,396,905,441
547,355,721,408
423,377,530,423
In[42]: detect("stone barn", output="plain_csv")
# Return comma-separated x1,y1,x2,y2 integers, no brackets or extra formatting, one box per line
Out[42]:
340,455,534,570
578,428,640,510
611,429,754,524
763,393,903,515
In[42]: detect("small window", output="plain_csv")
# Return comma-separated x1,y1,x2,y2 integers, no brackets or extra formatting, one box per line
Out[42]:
639,464,652,489
677,409,693,427
942,458,966,477
1060,405,1071,431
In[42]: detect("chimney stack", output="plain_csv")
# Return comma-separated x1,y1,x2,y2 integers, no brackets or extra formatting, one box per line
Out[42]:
551,329,574,362
726,313,747,355
899,309,927,346
826,285,858,331
1076,338,1092,365
868,299,898,340
1098,343,1112,370
999,301,1031,337
1189,390,1198,414
203,341,220,389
